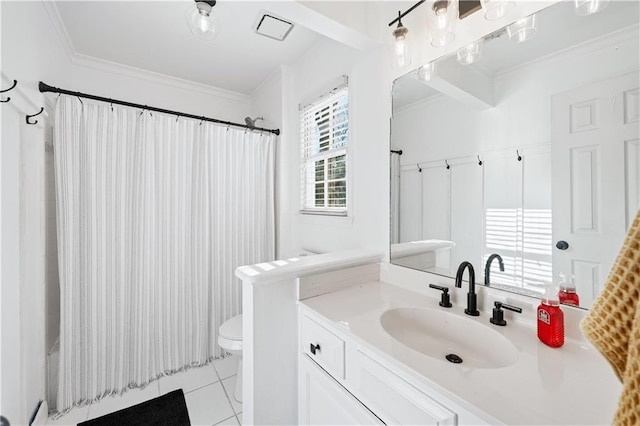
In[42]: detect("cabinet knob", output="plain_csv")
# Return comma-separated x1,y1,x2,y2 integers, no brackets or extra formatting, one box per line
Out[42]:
310,343,321,355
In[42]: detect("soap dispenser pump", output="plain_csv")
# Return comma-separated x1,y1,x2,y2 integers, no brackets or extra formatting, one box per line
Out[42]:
537,282,564,348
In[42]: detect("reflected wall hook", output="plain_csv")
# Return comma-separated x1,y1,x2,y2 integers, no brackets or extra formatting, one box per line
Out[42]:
516,150,522,161
477,155,483,166
0,79,17,103
26,107,44,125
445,160,450,169
417,163,422,172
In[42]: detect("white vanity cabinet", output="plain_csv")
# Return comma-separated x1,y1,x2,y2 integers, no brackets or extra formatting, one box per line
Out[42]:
299,308,487,426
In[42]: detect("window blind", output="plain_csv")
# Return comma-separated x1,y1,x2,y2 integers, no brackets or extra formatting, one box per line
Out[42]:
300,86,349,214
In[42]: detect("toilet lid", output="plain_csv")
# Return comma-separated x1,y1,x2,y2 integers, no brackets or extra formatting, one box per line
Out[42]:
219,314,242,340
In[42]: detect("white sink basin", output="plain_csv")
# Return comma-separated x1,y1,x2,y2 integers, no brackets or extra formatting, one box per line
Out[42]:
380,307,519,369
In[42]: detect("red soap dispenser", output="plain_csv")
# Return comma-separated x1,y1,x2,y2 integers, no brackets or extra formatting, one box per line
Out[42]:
537,282,564,348
558,273,580,307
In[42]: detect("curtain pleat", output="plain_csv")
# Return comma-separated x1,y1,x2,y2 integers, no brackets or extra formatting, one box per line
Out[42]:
54,95,275,414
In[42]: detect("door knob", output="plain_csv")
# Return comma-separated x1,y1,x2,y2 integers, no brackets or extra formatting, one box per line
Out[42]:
556,240,569,250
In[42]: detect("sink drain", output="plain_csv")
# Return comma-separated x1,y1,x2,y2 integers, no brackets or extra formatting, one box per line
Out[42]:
445,353,463,364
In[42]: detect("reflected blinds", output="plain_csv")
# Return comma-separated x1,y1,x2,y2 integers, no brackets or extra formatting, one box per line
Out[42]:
300,86,349,215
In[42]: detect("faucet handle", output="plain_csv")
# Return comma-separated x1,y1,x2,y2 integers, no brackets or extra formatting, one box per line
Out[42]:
428,284,452,308
490,301,522,326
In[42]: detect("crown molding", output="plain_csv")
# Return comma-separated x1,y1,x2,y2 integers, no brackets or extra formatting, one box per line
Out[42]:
41,1,251,105
496,23,640,80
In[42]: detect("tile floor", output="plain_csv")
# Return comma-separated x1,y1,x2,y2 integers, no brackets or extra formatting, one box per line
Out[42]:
46,355,242,426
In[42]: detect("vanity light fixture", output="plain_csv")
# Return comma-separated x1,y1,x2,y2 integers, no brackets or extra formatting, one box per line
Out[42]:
480,0,514,20
574,0,611,16
506,14,537,43
427,0,458,47
186,0,220,41
457,38,484,65
391,11,411,68
417,62,437,81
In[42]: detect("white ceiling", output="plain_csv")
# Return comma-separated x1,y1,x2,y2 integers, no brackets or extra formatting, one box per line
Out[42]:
55,1,323,95
393,0,640,110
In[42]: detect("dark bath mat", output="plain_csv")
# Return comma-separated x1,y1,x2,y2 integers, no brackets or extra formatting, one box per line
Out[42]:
79,389,190,426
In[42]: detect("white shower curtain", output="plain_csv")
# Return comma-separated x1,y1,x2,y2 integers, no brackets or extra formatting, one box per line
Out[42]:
54,95,275,413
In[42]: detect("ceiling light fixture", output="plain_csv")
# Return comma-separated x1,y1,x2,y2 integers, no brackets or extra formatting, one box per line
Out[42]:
506,14,537,43
457,38,484,65
186,0,220,41
574,0,610,16
427,0,458,47
391,11,411,69
480,0,515,20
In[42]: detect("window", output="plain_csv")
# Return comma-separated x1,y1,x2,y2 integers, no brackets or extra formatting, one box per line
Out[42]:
300,85,349,215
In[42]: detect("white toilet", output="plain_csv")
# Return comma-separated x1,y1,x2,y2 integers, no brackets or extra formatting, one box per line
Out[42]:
218,314,243,403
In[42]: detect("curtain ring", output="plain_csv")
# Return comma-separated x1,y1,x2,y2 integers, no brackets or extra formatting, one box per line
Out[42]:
477,155,483,166
176,115,179,123
517,150,522,161
417,163,422,173
445,160,450,170
226,125,230,132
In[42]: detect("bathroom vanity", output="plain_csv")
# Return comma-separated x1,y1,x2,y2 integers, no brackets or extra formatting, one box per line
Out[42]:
236,249,620,425
297,268,620,425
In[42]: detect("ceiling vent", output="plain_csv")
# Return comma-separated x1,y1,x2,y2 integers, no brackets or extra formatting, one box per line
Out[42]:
254,13,294,41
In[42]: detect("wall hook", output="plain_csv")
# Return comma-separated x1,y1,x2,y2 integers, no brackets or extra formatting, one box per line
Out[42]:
477,155,483,166
0,79,17,103
417,163,422,173
26,107,44,125
445,160,450,170
516,150,522,161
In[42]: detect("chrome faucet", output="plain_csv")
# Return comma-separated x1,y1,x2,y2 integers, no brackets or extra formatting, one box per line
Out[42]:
484,254,504,286
455,261,480,316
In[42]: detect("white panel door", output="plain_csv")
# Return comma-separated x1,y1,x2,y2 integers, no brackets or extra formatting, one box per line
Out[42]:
551,71,640,307
298,356,383,426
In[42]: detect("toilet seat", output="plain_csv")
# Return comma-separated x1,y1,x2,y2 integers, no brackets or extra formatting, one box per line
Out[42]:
218,314,243,352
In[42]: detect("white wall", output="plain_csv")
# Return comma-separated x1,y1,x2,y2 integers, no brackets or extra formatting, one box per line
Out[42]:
274,37,390,256
0,2,253,422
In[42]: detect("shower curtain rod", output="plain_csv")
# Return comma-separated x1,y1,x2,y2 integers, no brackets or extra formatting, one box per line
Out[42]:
39,82,281,136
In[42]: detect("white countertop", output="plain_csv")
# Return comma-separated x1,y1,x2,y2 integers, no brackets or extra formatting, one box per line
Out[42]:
300,280,621,425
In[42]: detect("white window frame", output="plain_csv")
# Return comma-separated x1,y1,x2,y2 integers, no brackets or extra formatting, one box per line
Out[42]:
299,82,349,216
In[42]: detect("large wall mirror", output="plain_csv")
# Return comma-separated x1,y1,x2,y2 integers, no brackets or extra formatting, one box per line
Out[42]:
390,1,640,309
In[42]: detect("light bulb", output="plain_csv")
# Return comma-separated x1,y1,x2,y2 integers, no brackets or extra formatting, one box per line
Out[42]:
574,0,610,16
391,19,411,69
507,14,537,43
185,1,221,41
427,0,457,47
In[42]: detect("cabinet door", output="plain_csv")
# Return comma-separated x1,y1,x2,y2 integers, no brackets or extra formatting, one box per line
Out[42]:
349,349,457,425
299,356,383,426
